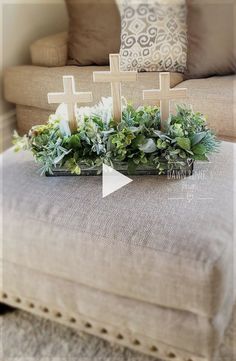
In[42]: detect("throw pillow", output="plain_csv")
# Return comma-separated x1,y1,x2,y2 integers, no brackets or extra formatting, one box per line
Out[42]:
65,0,121,66
186,0,236,78
118,0,187,72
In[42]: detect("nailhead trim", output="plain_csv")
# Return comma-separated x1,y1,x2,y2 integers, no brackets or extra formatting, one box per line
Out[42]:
70,317,76,324
151,345,158,352
168,352,176,358
55,312,62,318
101,328,108,334
0,291,207,361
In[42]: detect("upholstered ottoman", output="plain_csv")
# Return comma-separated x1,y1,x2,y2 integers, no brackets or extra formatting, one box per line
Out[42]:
1,142,235,361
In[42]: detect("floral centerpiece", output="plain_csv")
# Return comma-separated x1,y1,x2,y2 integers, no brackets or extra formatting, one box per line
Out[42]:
14,97,219,177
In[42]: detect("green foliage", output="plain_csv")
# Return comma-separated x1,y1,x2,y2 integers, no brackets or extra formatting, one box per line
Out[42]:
176,137,191,151
13,104,220,175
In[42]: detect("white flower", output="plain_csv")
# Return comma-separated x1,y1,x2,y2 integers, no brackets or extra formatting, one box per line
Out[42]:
76,106,93,126
51,97,129,135
77,97,128,125
121,97,128,110
54,103,72,137
55,103,69,121
48,113,59,124
59,119,71,137
94,97,113,124
136,105,145,112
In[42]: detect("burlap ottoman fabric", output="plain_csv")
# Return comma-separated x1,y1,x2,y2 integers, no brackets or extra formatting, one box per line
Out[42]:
2,143,235,318
1,141,235,358
1,259,233,359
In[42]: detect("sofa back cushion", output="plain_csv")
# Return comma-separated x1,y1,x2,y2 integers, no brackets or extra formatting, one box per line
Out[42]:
186,0,236,78
66,0,121,66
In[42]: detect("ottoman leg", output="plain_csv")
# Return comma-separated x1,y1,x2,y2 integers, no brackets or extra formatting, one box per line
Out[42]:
0,303,15,315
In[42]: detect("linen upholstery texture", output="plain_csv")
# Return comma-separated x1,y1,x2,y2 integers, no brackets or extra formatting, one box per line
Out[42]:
118,0,187,72
173,75,236,139
2,143,235,318
1,259,233,359
30,32,68,67
3,66,235,139
65,0,121,66
1,142,235,359
186,0,236,78
15,105,52,135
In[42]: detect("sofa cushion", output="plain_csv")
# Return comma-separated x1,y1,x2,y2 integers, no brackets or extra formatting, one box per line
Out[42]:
2,142,235,319
4,66,235,139
173,75,236,140
3,65,183,111
30,32,68,67
65,0,121,65
15,105,52,135
186,0,236,78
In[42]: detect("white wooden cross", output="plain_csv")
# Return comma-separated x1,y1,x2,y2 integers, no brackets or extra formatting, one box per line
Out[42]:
48,76,93,133
143,72,187,130
93,54,137,123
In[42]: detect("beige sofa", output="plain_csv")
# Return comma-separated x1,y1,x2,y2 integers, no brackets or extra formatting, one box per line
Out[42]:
3,32,236,140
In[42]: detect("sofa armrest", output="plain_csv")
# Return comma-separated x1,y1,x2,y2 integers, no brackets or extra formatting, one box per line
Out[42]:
30,32,68,67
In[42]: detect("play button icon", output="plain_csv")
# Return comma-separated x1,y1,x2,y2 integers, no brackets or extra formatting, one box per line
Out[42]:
102,164,133,198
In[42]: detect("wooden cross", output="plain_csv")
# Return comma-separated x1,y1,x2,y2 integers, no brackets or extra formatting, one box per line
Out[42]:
143,72,187,130
48,76,93,133
93,54,137,123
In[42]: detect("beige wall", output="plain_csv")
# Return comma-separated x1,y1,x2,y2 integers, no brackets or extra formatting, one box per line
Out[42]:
0,0,68,149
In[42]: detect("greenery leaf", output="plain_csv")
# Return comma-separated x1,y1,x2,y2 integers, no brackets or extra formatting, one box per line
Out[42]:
13,101,219,176
176,137,191,151
132,134,146,147
127,159,137,174
138,138,157,153
65,158,81,175
66,134,81,150
194,154,209,161
191,132,206,146
192,143,207,155
153,130,172,141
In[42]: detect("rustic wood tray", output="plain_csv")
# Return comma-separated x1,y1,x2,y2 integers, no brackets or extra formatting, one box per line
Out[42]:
46,161,194,178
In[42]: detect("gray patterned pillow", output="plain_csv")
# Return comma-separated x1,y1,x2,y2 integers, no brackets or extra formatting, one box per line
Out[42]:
118,0,187,73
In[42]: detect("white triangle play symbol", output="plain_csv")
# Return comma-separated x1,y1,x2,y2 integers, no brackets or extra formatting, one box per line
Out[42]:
102,164,133,198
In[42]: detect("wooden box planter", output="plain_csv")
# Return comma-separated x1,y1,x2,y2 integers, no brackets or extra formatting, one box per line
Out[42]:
46,160,194,178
